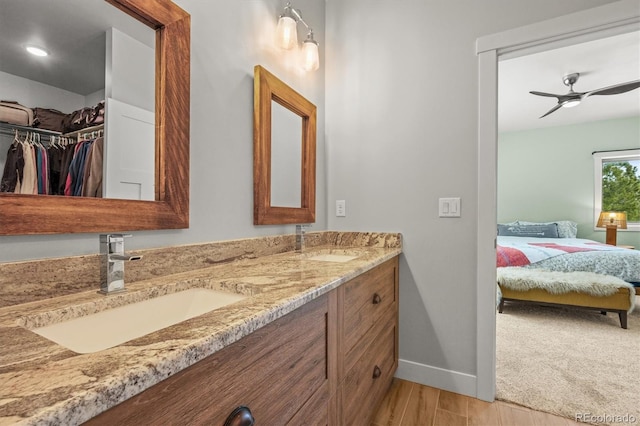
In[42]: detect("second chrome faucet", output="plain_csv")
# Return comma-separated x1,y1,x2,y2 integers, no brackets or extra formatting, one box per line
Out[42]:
295,224,311,252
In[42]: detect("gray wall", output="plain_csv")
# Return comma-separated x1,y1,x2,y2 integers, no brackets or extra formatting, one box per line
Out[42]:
325,0,617,394
0,70,86,112
0,0,327,262
498,116,640,248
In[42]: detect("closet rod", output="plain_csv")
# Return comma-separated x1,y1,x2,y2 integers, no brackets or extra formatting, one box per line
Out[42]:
0,121,62,137
63,123,104,139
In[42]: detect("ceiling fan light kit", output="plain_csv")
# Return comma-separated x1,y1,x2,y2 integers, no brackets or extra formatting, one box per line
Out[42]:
530,72,640,118
563,99,581,108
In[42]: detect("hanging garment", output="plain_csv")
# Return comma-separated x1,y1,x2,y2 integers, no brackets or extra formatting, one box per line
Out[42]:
41,144,50,195
74,140,93,196
19,142,37,195
80,142,95,196
36,145,44,194
64,143,80,196
0,141,25,193
65,140,93,196
64,142,84,196
14,170,22,194
82,137,103,198
58,144,75,195
47,145,64,196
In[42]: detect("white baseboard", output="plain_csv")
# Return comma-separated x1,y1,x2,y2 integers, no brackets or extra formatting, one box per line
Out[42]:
395,359,478,398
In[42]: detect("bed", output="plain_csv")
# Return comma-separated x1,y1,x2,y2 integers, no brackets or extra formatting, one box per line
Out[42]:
495,220,639,328
497,235,640,283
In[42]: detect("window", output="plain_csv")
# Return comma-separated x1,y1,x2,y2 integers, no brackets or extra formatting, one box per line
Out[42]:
593,149,640,230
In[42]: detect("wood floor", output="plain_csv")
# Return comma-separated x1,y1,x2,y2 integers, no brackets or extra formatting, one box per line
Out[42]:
372,378,583,426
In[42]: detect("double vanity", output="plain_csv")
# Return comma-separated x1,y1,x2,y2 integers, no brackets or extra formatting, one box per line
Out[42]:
0,0,401,423
0,231,401,425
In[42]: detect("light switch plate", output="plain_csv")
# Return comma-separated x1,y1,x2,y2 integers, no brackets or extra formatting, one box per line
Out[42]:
336,200,346,217
439,197,461,217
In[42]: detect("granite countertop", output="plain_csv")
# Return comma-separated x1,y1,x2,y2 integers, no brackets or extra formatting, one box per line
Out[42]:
0,239,401,425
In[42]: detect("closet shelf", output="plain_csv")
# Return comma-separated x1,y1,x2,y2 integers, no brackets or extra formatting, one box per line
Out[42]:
0,121,61,137
62,123,104,139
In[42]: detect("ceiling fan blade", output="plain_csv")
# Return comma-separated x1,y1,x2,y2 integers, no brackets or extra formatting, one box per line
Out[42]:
585,80,640,97
529,90,561,98
539,103,563,118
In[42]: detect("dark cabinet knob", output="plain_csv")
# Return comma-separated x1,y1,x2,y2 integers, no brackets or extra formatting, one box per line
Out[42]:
372,365,382,379
224,406,254,426
372,293,382,304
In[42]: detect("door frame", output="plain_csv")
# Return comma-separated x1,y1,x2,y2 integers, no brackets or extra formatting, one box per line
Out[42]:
475,0,640,402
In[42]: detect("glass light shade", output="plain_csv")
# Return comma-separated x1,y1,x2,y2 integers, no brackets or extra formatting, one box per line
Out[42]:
301,40,319,72
276,16,298,50
562,99,581,108
596,211,627,229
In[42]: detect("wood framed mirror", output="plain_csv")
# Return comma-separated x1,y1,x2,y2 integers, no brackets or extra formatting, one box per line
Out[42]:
253,65,316,225
0,0,190,235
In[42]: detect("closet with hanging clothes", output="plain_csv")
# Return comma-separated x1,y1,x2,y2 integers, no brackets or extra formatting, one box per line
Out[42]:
62,126,104,198
0,122,104,197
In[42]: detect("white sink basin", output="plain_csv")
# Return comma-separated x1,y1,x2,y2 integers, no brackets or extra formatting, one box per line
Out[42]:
306,254,359,263
30,288,246,354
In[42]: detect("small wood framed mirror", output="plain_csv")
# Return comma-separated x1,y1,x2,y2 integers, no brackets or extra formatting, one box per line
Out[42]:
253,65,316,225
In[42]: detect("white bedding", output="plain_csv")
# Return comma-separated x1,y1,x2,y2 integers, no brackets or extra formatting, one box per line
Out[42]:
496,236,640,283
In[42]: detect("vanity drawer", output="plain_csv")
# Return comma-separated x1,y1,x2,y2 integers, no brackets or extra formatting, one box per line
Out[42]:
87,293,331,425
341,322,397,425
343,258,398,358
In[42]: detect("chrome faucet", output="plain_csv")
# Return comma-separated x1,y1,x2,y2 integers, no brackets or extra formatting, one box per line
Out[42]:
99,234,142,295
295,224,311,252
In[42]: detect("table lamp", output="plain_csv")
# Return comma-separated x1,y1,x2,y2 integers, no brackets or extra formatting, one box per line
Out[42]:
596,211,627,246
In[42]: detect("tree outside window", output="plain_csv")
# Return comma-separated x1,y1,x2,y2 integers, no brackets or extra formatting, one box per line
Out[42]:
593,149,640,229
602,160,640,222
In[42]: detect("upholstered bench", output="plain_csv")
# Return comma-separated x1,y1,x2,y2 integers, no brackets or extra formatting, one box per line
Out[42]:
497,267,636,329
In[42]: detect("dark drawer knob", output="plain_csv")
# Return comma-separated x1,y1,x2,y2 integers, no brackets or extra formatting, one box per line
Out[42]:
224,406,254,426
372,293,382,304
372,365,382,379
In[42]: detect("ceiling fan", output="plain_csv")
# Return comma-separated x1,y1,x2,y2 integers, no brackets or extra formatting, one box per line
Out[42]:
530,72,640,118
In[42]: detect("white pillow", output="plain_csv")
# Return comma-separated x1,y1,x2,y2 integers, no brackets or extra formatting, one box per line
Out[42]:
516,220,577,238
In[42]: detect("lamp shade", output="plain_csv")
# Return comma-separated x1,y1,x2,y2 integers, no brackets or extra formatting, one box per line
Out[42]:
596,211,627,229
301,38,319,72
276,15,298,50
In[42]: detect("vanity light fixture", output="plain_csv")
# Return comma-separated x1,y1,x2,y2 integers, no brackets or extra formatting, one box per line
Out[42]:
25,45,49,57
276,2,320,72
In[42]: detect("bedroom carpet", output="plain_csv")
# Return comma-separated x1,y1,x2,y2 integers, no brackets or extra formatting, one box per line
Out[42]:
496,300,640,425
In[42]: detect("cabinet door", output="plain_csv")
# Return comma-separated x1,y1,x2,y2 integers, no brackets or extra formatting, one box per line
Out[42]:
287,381,331,426
341,321,397,425
342,258,398,371
87,293,331,425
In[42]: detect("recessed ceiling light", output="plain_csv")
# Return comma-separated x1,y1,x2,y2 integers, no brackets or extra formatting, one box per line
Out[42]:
26,45,49,57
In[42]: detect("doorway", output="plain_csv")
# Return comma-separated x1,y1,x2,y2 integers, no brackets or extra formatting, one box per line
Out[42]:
475,2,640,402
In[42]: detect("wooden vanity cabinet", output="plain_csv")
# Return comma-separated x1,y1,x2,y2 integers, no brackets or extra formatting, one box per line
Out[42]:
87,292,335,426
86,256,399,426
338,257,399,425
